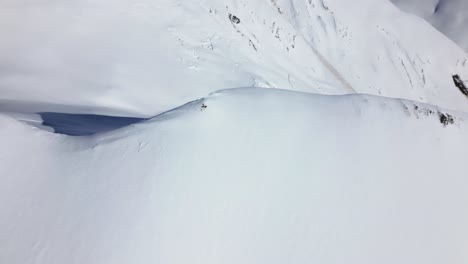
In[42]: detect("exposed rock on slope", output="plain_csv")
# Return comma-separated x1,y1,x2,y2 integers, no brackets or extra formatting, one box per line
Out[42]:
1,0,467,115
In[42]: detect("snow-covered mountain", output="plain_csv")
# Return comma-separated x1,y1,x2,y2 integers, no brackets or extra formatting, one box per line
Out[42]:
1,1,468,263
1,0,467,116
391,0,468,52
1,88,468,263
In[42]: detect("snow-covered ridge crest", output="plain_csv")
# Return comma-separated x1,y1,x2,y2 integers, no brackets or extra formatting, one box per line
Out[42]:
2,87,467,139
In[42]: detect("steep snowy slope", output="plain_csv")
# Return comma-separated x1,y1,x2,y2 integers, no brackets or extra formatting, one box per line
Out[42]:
1,0,468,116
1,88,467,263
391,0,468,52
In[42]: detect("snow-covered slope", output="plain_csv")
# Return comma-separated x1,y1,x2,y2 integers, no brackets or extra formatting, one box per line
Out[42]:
2,1,468,262
391,0,468,52
1,88,467,263
1,0,468,116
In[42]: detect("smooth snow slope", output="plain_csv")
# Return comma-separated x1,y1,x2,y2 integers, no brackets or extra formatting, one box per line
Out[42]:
391,0,468,52
1,0,468,116
1,88,467,264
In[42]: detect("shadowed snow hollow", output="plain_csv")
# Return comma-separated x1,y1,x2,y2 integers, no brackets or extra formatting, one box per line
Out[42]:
0,88,467,264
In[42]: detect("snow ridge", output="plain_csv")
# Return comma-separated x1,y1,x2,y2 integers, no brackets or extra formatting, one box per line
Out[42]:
1,88,468,263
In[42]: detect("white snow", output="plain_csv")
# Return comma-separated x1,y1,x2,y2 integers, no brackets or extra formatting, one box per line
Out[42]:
0,0,468,116
1,88,468,263
1,0,468,262
391,0,468,52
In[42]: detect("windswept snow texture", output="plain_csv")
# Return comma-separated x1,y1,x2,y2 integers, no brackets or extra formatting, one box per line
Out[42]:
1,0,468,116
1,89,467,264
391,0,468,52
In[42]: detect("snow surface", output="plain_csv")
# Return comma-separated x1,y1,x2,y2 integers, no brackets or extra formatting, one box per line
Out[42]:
1,88,468,263
391,0,468,52
1,0,468,262
1,0,468,116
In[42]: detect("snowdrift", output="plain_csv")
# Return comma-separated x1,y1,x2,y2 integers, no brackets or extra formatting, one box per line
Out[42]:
1,88,467,263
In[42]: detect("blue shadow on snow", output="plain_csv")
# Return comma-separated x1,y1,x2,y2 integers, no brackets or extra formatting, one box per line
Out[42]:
40,113,146,136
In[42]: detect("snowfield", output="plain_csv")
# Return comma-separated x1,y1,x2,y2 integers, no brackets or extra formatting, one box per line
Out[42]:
1,0,468,262
1,0,468,116
1,88,468,263
391,0,468,52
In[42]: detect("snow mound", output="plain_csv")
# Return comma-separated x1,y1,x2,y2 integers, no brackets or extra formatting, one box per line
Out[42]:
1,88,467,263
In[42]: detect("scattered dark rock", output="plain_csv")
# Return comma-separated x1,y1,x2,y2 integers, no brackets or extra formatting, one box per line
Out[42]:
452,74,468,96
201,103,208,111
248,39,258,51
229,14,241,24
411,104,456,127
438,112,454,126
